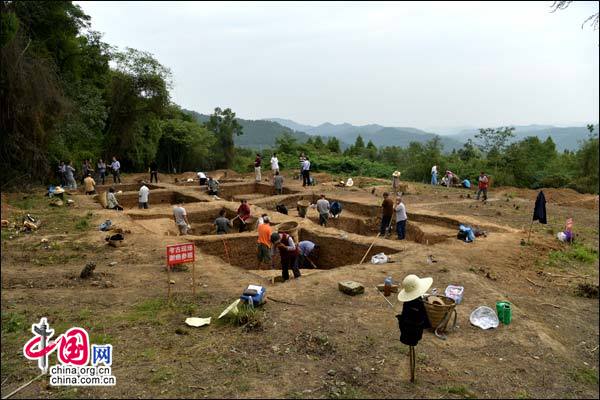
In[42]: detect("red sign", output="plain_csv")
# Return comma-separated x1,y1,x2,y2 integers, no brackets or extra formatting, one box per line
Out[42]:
166,243,195,266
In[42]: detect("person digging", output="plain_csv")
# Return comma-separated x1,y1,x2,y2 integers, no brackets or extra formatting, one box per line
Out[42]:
380,192,394,238
296,240,320,269
271,231,301,281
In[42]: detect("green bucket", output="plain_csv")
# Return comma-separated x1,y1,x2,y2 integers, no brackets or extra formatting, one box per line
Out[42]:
496,301,512,325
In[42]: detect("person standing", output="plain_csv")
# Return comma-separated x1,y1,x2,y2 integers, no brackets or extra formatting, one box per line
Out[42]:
272,231,301,281
301,156,311,187
254,153,262,182
431,165,438,186
58,162,66,187
256,219,273,270
172,203,190,235
380,192,394,236
106,187,124,211
97,159,106,185
138,182,150,209
270,153,279,176
81,160,89,185
392,171,401,192
273,171,284,195
237,199,251,232
395,197,408,240
65,161,77,190
316,194,330,226
476,171,489,201
110,156,121,184
214,209,233,234
445,170,453,189
149,160,158,183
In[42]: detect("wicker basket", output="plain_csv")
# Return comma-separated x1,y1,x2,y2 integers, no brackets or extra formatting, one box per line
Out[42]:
276,221,299,243
423,295,456,330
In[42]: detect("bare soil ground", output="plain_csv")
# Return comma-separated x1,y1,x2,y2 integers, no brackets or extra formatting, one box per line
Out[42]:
1,171,598,399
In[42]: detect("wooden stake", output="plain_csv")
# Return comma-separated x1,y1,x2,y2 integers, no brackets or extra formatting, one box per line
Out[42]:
192,259,196,297
167,264,172,302
527,219,534,243
360,233,381,264
2,373,45,399
409,346,416,383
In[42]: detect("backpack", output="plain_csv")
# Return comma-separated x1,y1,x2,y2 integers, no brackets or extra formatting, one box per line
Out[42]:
330,201,342,216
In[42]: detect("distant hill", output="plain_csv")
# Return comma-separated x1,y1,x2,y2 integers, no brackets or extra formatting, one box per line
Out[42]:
266,119,464,151
449,125,598,151
185,110,349,150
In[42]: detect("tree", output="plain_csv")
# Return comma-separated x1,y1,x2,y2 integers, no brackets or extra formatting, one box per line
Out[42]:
313,136,325,149
326,137,341,153
354,135,365,149
365,140,378,161
275,132,298,154
104,48,171,169
158,108,215,173
475,127,515,154
205,107,243,169
550,1,599,31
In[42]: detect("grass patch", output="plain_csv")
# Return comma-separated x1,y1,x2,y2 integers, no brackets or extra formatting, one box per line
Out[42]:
126,298,169,322
549,243,598,265
440,385,476,398
75,212,94,231
218,304,263,331
1,311,28,333
569,367,598,385
150,366,174,384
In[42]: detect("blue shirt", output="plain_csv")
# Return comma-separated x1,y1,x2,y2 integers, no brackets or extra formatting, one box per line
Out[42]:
463,179,471,188
298,241,315,256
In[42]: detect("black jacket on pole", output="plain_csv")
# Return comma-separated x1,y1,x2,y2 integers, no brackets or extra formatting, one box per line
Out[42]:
532,190,547,224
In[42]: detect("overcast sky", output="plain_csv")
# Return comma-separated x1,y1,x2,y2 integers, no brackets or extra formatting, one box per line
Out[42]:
78,1,599,130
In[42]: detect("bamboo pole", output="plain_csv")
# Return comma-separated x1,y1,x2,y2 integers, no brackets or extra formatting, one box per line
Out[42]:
360,233,381,264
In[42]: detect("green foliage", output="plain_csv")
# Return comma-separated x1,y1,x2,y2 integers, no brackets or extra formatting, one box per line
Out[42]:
205,107,243,169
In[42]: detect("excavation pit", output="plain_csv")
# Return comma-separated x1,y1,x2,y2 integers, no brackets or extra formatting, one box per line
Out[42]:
98,190,207,209
202,182,300,202
83,183,161,193
193,228,400,270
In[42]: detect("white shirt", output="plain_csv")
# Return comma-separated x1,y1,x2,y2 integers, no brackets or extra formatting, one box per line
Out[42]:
197,172,206,179
111,160,120,171
138,185,150,203
395,203,407,222
270,157,279,170
431,166,437,174
302,160,310,171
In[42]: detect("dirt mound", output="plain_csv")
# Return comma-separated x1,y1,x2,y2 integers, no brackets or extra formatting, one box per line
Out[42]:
496,186,598,209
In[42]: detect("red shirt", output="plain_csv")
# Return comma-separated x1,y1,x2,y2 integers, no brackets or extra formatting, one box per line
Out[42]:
478,175,489,189
237,203,251,221
255,157,261,167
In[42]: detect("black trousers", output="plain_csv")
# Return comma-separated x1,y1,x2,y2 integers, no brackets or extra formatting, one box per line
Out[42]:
150,171,158,183
98,171,105,185
112,170,121,183
302,170,310,186
281,255,301,280
380,215,392,235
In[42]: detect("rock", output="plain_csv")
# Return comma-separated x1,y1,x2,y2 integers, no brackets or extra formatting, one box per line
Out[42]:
169,280,175,285
338,281,364,296
104,281,114,288
41,238,49,243
108,261,117,266
91,281,100,286
353,366,362,373
271,345,280,352
272,276,285,283
80,262,96,279
327,369,336,376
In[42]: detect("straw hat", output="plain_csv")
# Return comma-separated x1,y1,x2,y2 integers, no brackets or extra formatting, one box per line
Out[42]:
397,274,433,302
392,171,401,177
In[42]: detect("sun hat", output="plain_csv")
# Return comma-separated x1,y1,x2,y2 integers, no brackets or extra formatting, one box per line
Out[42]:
397,274,433,302
392,171,401,177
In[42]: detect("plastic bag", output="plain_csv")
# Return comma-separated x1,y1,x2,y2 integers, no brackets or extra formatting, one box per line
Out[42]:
469,306,499,330
371,253,388,264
